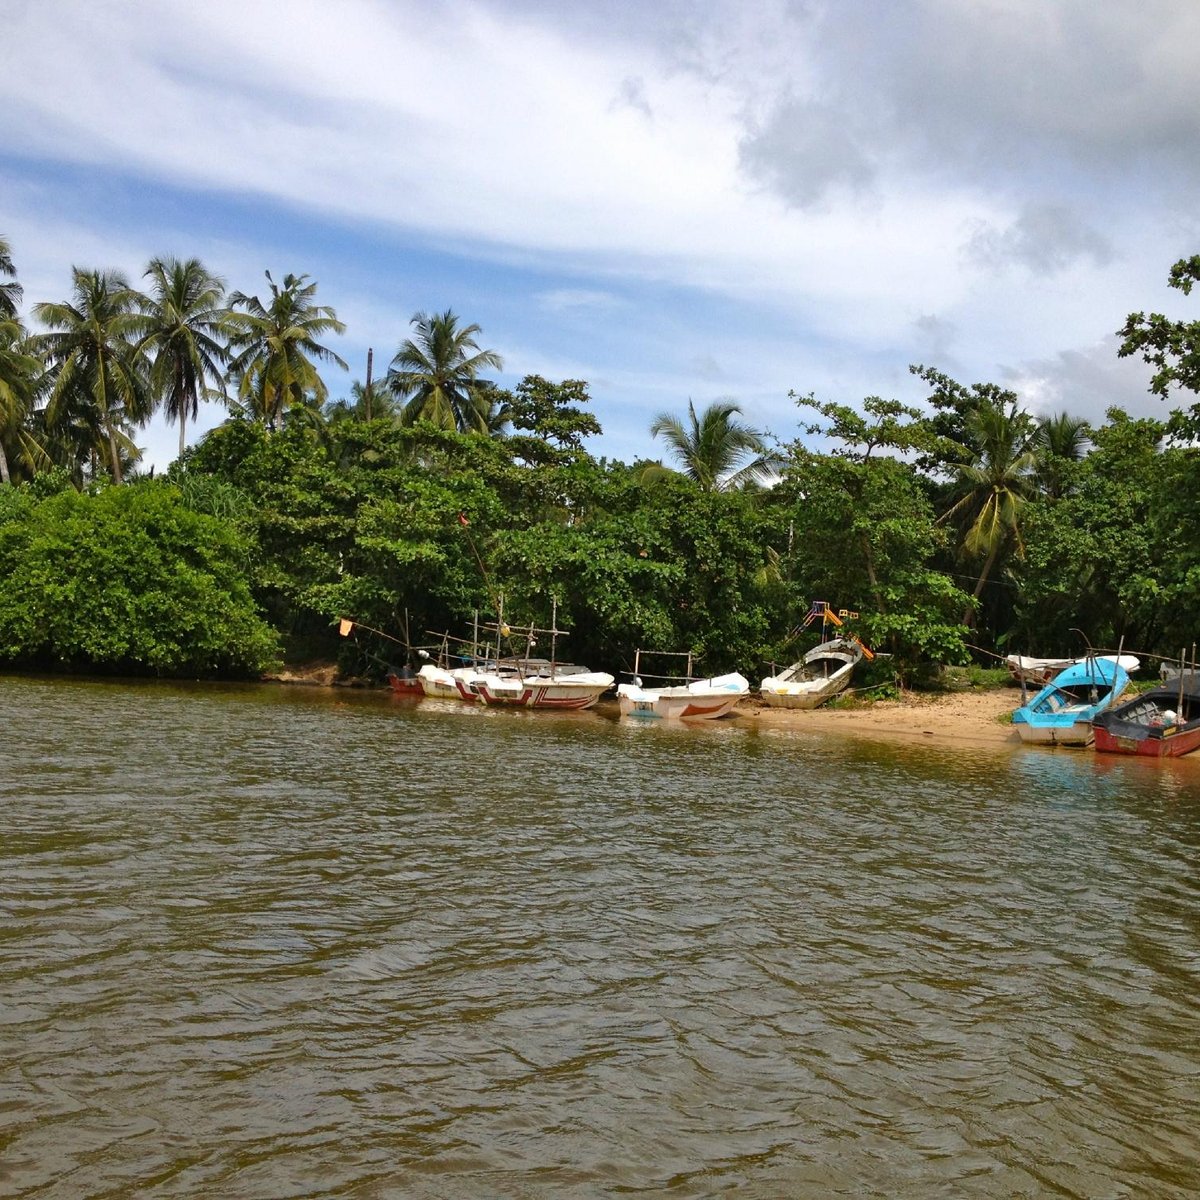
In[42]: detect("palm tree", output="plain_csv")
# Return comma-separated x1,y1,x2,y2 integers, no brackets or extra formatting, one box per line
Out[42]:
34,268,150,483
135,257,232,460
1033,411,1089,499
941,402,1039,625
324,378,402,425
475,381,512,437
388,309,503,433
226,271,347,430
0,318,45,484
0,235,23,320
645,399,776,491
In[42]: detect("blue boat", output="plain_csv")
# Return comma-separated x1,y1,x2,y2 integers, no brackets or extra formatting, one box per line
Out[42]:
1011,655,1138,746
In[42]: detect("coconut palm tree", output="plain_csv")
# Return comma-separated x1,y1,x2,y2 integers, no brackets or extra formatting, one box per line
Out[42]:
226,271,347,430
134,257,232,460
34,268,150,484
941,402,1039,626
0,235,23,320
474,381,512,437
645,399,777,491
388,309,503,433
0,318,45,484
1033,411,1090,499
324,378,402,425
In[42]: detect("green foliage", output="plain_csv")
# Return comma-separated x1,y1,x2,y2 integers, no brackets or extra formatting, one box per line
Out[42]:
0,480,278,675
646,398,778,491
907,365,1023,476
135,256,231,457
779,413,971,675
1012,410,1165,654
226,271,347,429
1118,255,1200,410
939,664,1012,690
0,235,22,320
505,375,602,464
388,310,503,433
33,267,150,484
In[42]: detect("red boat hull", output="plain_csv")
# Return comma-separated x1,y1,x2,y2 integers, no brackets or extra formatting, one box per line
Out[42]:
1094,723,1200,757
386,673,424,697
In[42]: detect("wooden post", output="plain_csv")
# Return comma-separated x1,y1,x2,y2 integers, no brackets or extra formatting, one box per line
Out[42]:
549,597,559,679
365,348,373,422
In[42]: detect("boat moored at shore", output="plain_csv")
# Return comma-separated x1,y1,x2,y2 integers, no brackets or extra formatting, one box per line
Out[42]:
1011,655,1137,746
1094,671,1200,757
760,637,863,709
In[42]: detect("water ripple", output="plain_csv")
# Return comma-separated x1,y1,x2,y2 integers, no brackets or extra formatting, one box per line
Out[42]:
2,676,1199,1196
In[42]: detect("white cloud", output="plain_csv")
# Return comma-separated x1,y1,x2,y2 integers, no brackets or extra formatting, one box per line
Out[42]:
1004,336,1172,426
535,289,622,313
4,0,1200,470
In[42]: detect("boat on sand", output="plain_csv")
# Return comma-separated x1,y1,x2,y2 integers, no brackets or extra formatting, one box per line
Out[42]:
418,606,613,710
1011,655,1137,746
760,637,863,709
617,673,749,720
617,650,748,720
1094,672,1200,758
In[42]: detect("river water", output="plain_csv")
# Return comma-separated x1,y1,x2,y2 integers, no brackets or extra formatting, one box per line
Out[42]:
2,676,1198,1198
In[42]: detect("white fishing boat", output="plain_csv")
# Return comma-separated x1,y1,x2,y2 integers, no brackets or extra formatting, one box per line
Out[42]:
1004,653,1078,687
452,657,610,709
417,661,478,700
418,604,613,709
760,637,863,709
617,673,749,720
616,650,749,719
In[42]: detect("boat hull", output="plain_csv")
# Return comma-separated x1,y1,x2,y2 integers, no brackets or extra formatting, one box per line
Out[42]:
1013,721,1095,747
1093,676,1200,757
618,693,743,720
760,641,859,710
617,673,749,720
1094,723,1200,757
759,680,845,709
469,675,613,710
1011,657,1136,749
419,664,612,709
386,672,423,697
417,665,473,701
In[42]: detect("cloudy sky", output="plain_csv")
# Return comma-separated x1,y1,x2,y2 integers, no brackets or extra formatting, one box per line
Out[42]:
3,0,1199,468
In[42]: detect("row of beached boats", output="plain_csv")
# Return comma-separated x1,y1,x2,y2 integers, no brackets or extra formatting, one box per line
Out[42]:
350,612,1200,755
353,608,873,721
1007,651,1200,758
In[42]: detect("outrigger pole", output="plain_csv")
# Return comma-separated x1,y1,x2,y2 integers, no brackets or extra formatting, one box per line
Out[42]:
338,617,407,647
456,513,505,628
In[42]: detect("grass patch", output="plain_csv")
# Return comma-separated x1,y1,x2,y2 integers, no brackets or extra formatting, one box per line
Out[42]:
938,664,1013,692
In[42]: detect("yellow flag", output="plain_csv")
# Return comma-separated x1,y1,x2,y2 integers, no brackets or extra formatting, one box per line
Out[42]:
339,619,354,637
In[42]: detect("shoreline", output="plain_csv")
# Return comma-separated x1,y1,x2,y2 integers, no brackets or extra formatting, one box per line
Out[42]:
265,664,1023,748
734,688,1020,748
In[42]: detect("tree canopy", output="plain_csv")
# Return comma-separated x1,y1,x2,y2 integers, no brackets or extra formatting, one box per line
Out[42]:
2,239,1198,684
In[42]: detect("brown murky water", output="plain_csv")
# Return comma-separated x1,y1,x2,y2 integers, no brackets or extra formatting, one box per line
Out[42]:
2,676,1199,1197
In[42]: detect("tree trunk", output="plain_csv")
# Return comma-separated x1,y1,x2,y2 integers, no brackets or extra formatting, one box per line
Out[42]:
178,407,186,461
0,442,10,485
860,531,886,614
962,541,1001,627
108,426,123,485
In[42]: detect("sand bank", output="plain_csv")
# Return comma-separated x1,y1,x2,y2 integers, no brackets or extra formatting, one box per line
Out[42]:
735,688,1021,749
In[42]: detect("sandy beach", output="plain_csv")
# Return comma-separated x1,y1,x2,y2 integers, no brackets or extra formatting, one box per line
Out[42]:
737,688,1021,748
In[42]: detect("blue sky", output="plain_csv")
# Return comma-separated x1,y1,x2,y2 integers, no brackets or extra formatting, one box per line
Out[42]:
4,0,1200,470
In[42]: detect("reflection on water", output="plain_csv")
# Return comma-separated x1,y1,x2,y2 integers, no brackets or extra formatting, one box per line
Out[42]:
2,675,1199,1197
